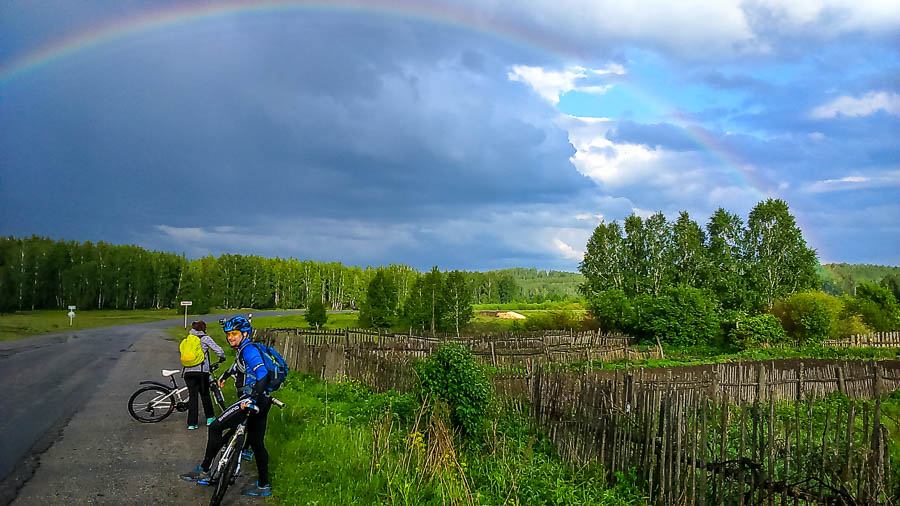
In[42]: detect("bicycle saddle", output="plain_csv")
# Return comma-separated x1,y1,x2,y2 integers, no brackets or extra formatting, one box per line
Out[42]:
162,369,181,377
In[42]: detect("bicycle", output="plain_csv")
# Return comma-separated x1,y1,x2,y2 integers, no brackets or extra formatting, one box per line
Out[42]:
128,362,227,423
207,396,284,506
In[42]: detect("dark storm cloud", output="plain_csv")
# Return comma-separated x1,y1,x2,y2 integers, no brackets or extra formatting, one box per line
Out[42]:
0,11,592,268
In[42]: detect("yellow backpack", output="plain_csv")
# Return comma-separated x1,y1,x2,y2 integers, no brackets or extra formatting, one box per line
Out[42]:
180,334,205,367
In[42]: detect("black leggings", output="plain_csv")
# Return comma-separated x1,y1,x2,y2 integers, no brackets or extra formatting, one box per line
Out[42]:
183,372,214,427
201,396,272,485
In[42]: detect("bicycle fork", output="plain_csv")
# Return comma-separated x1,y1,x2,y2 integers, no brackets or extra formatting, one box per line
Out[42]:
214,424,246,483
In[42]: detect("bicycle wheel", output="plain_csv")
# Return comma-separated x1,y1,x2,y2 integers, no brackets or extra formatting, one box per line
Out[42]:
128,385,176,423
210,433,245,506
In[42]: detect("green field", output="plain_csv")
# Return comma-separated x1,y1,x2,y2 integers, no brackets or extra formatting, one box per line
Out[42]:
0,308,197,341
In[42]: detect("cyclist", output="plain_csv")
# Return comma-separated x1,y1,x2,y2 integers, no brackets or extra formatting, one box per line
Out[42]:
183,320,226,429
180,316,273,497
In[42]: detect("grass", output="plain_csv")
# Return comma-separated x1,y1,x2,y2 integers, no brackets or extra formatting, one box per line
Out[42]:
568,344,900,372
472,301,585,311
252,312,360,330
263,374,648,505
0,308,208,342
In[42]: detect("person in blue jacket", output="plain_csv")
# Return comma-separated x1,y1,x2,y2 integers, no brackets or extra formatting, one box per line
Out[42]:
180,316,273,497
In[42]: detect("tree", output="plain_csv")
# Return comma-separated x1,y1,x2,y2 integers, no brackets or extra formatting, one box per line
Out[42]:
622,215,649,296
705,208,750,310
305,295,328,328
746,199,818,309
671,211,706,287
844,282,900,331
442,271,474,336
579,221,624,297
497,274,518,304
881,273,900,302
359,269,398,329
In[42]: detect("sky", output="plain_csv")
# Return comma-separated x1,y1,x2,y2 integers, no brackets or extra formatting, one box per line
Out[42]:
1,0,898,271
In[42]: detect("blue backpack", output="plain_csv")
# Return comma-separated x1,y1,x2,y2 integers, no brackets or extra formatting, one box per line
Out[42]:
252,343,290,391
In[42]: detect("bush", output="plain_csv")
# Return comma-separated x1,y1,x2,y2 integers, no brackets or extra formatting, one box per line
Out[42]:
631,285,720,346
833,314,870,340
414,344,492,436
773,291,842,345
730,313,787,349
305,297,328,328
843,282,900,331
522,310,583,331
587,289,633,333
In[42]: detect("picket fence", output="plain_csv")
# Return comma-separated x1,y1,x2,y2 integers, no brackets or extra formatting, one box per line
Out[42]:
824,331,900,348
256,328,900,504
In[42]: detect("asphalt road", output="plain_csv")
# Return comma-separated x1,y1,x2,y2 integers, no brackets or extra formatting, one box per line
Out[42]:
0,311,303,505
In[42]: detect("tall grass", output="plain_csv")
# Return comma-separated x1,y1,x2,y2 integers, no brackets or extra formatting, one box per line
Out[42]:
265,374,648,505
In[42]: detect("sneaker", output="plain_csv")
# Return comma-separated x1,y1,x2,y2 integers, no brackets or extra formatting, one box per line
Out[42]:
187,425,199,430
241,449,254,462
180,466,211,483
241,482,272,496
206,417,215,426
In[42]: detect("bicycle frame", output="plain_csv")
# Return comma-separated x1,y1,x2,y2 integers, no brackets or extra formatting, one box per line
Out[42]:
140,374,224,409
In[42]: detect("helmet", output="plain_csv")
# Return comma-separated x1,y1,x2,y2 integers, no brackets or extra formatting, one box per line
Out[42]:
222,316,252,336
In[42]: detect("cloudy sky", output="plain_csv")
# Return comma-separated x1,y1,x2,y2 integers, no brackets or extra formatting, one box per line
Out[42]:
1,0,898,270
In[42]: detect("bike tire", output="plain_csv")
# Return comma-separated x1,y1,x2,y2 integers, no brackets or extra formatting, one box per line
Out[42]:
128,385,176,423
209,432,245,506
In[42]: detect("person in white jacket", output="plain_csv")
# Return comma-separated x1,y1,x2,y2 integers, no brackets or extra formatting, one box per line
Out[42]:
183,320,226,429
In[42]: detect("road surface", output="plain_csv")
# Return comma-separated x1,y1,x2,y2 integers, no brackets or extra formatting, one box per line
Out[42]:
0,311,303,505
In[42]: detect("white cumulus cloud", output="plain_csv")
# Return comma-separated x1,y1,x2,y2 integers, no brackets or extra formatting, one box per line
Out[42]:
810,91,900,118
508,64,623,104
553,238,584,260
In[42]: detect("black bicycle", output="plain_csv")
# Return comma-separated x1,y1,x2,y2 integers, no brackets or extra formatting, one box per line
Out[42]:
128,363,227,423
208,396,284,506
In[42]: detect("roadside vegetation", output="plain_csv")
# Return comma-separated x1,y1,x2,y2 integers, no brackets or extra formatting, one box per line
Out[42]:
264,349,648,505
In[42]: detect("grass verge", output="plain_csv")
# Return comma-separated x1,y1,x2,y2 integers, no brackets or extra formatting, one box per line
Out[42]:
0,308,207,341
264,374,648,505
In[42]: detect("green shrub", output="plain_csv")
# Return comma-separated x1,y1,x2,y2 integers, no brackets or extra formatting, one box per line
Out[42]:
632,285,720,346
730,313,788,349
304,297,328,328
414,344,492,435
843,282,900,331
587,289,633,333
833,314,870,340
773,291,842,345
522,310,583,331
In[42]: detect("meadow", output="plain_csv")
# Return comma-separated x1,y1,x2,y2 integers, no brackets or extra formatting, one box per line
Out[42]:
0,308,193,341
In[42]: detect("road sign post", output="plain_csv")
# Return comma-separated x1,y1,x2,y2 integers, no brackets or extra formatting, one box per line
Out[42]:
67,306,76,327
181,301,193,328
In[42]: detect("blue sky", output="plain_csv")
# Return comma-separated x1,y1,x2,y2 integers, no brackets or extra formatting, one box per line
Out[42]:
1,1,898,270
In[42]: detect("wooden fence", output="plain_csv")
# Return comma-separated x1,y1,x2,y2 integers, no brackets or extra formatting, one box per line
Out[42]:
256,327,654,374
531,363,898,505
257,328,900,504
825,331,900,348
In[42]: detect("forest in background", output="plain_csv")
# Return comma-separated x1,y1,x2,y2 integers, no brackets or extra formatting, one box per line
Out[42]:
0,236,574,314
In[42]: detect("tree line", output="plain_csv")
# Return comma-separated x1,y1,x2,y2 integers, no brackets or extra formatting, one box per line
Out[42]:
579,199,900,347
0,236,523,314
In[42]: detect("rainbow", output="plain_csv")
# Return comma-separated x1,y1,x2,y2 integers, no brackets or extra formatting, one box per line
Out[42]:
3,0,814,253
0,0,574,84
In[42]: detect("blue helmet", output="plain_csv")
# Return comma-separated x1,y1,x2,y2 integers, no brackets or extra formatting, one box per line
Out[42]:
223,316,252,336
